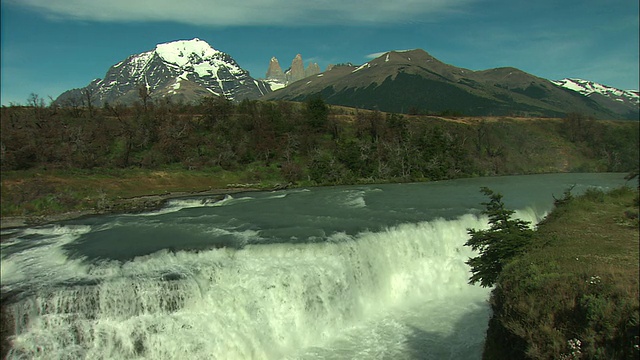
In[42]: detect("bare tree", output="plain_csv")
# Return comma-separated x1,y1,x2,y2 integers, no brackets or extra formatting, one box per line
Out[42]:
27,93,45,108
138,85,151,112
83,88,95,118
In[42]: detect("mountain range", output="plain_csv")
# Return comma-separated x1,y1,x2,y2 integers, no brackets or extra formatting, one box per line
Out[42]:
54,39,638,120
263,49,639,119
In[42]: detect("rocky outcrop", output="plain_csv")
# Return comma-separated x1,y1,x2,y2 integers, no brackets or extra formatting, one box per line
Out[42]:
265,54,321,90
286,54,306,84
265,57,285,83
305,62,321,78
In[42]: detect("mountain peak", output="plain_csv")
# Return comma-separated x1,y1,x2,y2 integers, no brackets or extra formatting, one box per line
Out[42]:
54,38,271,106
392,48,429,56
363,48,442,67
154,38,221,68
285,54,309,84
266,56,285,84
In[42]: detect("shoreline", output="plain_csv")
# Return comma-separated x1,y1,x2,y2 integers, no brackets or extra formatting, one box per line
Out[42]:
1,172,632,230
0,187,262,230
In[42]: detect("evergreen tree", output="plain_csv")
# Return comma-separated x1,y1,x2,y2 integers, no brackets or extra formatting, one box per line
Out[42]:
305,96,329,131
465,187,534,287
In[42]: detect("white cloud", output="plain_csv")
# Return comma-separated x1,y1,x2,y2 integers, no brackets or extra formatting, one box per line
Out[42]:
6,0,476,26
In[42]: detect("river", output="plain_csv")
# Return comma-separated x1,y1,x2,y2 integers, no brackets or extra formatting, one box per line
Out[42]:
0,173,631,359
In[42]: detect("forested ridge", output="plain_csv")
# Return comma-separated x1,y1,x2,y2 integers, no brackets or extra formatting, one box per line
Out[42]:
1,95,638,217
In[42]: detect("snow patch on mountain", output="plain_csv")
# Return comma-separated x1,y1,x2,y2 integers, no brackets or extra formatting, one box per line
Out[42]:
155,38,244,78
126,51,154,77
352,63,371,73
156,38,218,65
552,78,639,105
264,79,286,91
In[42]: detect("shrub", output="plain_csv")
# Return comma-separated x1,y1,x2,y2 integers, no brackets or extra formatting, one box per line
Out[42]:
280,161,304,183
465,187,534,287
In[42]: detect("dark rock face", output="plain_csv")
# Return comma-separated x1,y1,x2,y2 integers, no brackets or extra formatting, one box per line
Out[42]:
54,38,271,106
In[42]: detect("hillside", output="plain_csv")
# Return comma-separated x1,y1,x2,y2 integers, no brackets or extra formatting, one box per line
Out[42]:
483,186,639,359
1,99,638,219
263,50,638,120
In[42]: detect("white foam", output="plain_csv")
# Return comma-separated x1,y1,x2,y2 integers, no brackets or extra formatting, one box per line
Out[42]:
1,225,92,288
211,194,256,207
266,193,288,199
3,208,545,359
135,195,232,216
342,190,367,208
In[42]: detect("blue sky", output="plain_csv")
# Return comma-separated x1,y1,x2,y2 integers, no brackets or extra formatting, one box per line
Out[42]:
1,0,638,106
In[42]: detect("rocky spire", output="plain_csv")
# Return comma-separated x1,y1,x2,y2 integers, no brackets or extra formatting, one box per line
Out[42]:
265,54,322,89
286,54,305,84
265,57,285,82
305,62,321,77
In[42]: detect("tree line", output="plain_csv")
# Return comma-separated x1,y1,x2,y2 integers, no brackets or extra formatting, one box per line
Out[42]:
1,95,638,185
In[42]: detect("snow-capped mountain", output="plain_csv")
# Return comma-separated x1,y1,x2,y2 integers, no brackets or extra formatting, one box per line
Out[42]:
55,38,271,106
552,78,639,103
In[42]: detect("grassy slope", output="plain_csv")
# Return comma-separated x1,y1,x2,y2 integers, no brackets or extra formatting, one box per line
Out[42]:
483,187,640,359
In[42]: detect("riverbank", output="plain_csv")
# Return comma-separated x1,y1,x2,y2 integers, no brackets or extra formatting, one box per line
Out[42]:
0,186,270,230
483,186,639,359
0,166,297,229
2,111,638,225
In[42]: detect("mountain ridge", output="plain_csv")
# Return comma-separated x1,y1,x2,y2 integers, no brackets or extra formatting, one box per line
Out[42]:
52,39,638,119
54,38,271,107
263,49,638,120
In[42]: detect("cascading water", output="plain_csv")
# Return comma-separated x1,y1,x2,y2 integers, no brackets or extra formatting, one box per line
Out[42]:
0,173,629,359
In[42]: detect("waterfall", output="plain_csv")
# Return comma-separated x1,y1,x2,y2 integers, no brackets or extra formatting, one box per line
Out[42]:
1,207,543,359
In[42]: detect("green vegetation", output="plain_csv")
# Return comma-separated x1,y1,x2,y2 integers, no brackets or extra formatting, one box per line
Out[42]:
0,166,283,218
1,96,638,217
482,186,640,359
465,187,535,288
